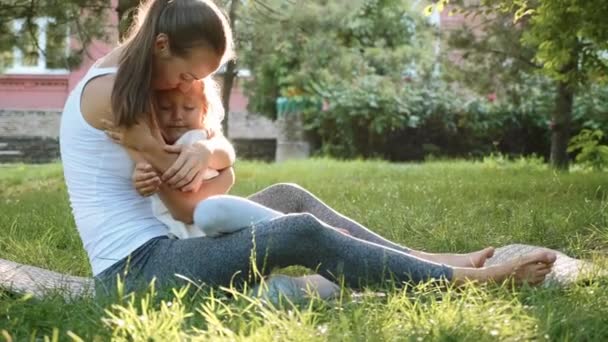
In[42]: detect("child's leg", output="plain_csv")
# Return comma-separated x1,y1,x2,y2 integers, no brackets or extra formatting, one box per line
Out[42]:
193,195,283,237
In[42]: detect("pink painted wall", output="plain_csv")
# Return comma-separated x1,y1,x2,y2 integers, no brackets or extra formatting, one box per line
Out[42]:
0,74,70,109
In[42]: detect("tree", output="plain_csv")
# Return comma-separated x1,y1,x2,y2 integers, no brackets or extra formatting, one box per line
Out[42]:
239,0,439,157
240,0,436,115
0,0,111,71
430,0,608,169
116,0,140,39
218,0,241,136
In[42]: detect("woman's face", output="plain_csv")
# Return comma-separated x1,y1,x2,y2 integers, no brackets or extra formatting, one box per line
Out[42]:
152,37,222,93
156,83,206,144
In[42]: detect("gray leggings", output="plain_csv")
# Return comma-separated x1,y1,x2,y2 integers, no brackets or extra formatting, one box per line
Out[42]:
95,183,452,295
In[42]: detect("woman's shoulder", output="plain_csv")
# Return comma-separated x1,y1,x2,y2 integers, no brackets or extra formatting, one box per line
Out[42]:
81,73,116,130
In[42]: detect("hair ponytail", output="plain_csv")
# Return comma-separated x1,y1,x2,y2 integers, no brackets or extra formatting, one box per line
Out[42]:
111,0,233,127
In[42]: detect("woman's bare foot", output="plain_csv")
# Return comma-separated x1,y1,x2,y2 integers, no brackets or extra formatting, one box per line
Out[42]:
412,247,496,268
452,251,557,286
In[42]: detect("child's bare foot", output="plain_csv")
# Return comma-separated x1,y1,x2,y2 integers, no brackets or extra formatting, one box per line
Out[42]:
413,247,496,268
453,251,557,286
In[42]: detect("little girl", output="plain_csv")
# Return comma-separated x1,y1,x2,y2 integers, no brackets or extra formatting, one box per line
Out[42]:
148,79,284,239
137,79,340,301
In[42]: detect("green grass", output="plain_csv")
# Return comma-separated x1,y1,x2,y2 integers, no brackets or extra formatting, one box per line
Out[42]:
1,159,607,340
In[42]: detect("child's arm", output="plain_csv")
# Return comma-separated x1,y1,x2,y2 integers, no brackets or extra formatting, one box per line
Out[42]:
132,162,162,197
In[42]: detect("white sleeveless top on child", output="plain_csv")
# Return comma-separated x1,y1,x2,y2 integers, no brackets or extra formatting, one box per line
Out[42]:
60,66,167,276
151,129,219,239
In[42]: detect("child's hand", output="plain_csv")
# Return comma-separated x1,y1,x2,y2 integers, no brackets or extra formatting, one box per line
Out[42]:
101,118,157,151
132,163,162,197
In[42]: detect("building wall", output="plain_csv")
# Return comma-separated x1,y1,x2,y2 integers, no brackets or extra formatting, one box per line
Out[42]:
0,109,61,138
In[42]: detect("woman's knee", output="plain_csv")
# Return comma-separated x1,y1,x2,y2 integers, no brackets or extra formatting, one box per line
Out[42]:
275,212,327,239
266,182,306,194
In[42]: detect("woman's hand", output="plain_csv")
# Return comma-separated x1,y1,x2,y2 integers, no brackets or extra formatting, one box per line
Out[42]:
101,118,157,151
162,140,213,190
132,162,162,197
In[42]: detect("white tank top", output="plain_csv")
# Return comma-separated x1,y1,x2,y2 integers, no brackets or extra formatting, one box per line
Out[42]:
60,66,167,276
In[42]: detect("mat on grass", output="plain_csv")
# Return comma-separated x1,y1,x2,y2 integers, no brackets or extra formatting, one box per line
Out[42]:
0,244,602,299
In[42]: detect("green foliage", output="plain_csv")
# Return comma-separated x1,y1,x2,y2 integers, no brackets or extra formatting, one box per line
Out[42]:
430,0,608,169
481,153,547,171
573,83,608,131
516,0,608,85
240,0,608,160
442,6,539,102
239,0,436,119
307,79,463,158
0,0,110,71
431,0,608,85
239,0,449,159
309,75,608,160
567,129,608,171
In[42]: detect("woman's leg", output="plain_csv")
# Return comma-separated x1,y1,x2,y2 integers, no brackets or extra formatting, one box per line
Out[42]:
248,183,494,268
194,195,283,237
193,194,339,300
248,183,412,252
97,213,555,295
101,213,453,291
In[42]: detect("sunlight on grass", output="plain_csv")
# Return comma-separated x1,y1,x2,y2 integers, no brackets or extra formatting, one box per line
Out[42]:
1,159,607,340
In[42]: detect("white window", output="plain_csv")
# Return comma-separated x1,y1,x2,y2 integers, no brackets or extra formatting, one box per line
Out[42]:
1,17,69,75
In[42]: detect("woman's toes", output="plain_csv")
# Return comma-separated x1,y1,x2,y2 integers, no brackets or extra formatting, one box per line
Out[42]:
537,251,557,265
523,251,556,266
485,247,495,259
537,266,552,276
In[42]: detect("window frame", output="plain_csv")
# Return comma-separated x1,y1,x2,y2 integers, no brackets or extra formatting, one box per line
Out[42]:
4,17,70,75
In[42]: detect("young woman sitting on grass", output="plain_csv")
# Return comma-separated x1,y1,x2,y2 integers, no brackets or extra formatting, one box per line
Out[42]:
60,0,556,298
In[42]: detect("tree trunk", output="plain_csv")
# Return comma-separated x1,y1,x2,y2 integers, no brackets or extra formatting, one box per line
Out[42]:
116,0,138,39
550,81,574,170
220,0,241,137
221,59,237,137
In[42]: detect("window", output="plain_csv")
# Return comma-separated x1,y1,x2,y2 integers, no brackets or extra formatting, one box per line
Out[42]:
1,18,69,74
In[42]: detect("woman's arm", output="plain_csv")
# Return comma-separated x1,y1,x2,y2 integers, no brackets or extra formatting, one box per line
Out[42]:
158,167,235,223
103,118,234,189
136,132,235,177
83,77,235,223
126,147,235,223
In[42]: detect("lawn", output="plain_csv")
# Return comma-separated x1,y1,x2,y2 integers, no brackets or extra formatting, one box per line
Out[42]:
1,159,607,341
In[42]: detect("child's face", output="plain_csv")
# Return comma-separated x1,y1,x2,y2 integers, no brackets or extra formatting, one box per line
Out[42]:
156,82,205,144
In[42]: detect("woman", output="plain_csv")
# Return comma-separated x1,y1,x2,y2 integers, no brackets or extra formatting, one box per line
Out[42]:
60,0,556,297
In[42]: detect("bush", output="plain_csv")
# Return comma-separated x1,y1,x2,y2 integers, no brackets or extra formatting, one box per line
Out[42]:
304,79,608,161
567,129,608,171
